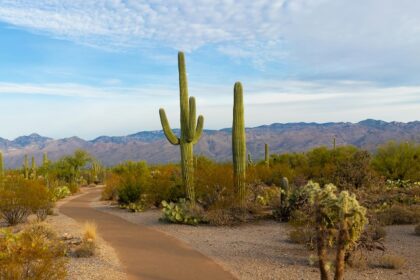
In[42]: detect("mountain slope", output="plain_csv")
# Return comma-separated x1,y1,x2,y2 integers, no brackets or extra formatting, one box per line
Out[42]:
2,119,419,168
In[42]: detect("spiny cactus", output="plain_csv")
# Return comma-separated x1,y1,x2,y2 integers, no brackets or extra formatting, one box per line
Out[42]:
264,143,270,167
23,154,29,179
159,52,204,204
232,82,246,207
280,177,289,207
30,156,36,179
42,152,49,167
247,153,253,166
333,137,336,150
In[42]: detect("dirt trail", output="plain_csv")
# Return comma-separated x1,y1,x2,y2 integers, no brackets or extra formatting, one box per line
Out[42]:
59,188,236,280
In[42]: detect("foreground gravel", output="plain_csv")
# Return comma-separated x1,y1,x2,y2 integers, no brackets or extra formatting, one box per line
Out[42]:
51,194,127,280
96,202,420,280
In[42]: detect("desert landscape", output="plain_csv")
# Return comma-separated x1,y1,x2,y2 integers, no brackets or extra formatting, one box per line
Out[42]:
1,1,419,280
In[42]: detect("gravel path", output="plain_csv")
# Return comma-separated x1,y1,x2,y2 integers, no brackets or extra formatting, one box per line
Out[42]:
52,191,127,280
60,188,236,280
95,202,420,280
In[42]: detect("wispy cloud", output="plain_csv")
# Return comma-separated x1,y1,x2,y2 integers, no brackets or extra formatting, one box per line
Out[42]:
1,0,419,81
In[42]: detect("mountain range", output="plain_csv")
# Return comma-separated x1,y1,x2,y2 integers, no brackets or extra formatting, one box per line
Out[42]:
1,119,419,168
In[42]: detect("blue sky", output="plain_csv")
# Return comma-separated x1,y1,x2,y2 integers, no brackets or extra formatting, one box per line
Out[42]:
0,0,419,139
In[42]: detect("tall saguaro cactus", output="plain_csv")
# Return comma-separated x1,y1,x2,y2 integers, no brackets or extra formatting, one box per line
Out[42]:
23,154,29,179
0,152,4,178
159,52,204,204
232,82,246,207
264,143,270,167
31,156,37,179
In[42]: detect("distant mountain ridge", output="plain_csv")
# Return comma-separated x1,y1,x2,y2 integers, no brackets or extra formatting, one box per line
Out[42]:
1,119,419,168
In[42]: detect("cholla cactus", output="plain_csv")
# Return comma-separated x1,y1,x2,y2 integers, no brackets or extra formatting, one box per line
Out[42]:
304,181,367,280
159,52,204,204
232,82,246,207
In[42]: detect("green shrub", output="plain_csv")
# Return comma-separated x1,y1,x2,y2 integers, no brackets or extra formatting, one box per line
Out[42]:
377,205,420,225
51,186,71,201
0,223,67,280
161,199,202,225
148,164,183,206
112,161,150,205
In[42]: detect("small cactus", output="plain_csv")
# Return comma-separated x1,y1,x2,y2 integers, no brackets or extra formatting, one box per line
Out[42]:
280,177,289,207
30,156,37,179
0,152,4,178
23,154,29,179
264,143,270,167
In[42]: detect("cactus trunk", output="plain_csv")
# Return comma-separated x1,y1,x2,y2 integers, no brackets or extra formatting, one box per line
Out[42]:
264,143,270,167
159,52,204,204
232,82,246,208
23,154,29,179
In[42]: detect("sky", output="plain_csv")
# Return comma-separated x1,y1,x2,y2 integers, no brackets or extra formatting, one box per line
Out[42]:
0,0,419,140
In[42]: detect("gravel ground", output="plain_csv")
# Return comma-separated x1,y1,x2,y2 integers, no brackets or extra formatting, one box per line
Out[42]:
50,193,127,280
95,202,420,280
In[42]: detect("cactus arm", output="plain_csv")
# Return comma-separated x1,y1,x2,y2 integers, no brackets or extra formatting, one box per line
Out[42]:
192,115,204,144
187,96,197,142
159,108,180,145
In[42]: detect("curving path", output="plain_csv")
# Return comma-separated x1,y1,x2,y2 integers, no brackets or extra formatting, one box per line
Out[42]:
59,188,236,280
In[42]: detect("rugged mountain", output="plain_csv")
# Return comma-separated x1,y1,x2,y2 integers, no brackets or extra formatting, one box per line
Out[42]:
2,119,419,168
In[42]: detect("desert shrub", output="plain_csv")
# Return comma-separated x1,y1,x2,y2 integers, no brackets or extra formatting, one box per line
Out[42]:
51,185,71,201
0,177,53,225
0,223,67,280
101,173,121,201
203,208,237,226
378,254,406,269
161,199,203,225
148,164,183,206
195,158,235,209
72,221,97,258
112,161,150,205
289,228,316,246
415,224,420,236
377,205,420,225
372,141,420,181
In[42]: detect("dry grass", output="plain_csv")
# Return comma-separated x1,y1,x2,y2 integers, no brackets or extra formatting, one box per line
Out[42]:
415,224,420,236
83,221,97,241
378,254,406,269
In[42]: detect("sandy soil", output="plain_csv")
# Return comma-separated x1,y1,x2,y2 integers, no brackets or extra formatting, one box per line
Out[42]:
95,202,420,280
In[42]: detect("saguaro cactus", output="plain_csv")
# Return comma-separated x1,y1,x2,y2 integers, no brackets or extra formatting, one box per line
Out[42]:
23,154,29,179
264,143,270,167
232,82,246,207
31,156,37,179
0,152,4,177
159,52,204,204
42,152,49,167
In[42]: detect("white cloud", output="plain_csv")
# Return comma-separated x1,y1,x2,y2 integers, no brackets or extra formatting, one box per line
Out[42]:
1,0,418,80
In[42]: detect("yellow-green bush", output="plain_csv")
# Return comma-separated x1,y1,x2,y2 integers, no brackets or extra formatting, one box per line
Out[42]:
0,176,53,225
0,223,67,280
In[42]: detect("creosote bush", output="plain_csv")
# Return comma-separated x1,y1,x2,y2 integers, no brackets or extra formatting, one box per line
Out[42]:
0,176,53,225
0,223,67,280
